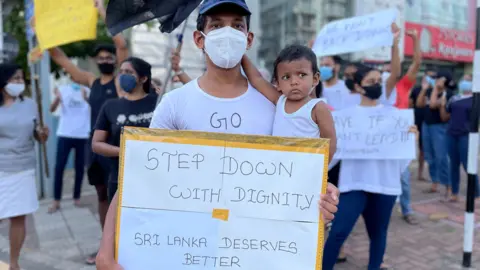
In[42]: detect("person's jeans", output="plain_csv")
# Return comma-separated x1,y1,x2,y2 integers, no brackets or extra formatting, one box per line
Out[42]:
400,168,412,216
54,137,87,201
422,123,449,186
323,191,397,270
447,134,480,196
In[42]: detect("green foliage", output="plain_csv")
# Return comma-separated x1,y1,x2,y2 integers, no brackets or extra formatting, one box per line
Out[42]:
3,0,155,79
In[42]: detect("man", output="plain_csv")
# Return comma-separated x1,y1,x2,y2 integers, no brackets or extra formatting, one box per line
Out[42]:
47,0,129,265
96,1,339,268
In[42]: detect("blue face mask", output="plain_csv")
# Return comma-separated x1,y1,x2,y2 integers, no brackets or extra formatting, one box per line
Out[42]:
458,80,472,93
320,66,334,81
71,83,81,91
119,74,137,93
426,76,435,86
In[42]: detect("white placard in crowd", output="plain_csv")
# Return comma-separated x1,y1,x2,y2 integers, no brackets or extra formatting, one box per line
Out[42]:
312,9,397,57
116,128,329,270
333,107,416,160
353,0,406,61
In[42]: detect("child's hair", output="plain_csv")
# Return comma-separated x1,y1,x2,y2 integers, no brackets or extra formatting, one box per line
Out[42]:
272,44,319,81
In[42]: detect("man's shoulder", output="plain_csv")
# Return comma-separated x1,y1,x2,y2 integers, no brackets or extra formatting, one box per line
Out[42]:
163,80,198,101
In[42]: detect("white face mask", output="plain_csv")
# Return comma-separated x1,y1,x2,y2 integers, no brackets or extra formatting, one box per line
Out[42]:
202,26,248,69
5,83,25,97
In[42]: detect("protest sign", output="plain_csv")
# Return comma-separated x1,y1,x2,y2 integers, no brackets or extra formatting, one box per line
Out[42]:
332,107,416,159
34,0,97,50
116,127,329,269
312,9,397,57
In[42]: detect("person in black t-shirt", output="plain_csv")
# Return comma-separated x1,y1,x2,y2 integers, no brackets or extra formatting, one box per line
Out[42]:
92,57,157,202
409,71,436,181
416,70,454,196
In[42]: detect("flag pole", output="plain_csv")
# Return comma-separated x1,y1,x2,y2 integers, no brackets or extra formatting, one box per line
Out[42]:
157,20,189,105
462,0,480,267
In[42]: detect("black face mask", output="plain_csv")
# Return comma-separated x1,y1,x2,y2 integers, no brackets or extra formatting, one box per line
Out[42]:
97,63,115,74
362,83,382,100
345,79,355,92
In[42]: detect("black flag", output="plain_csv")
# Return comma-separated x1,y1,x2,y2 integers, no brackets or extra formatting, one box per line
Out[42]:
106,0,203,35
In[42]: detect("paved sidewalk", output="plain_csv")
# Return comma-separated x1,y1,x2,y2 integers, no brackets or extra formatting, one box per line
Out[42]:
0,162,479,269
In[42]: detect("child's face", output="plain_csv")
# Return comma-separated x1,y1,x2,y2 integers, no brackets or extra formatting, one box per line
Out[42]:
276,59,319,101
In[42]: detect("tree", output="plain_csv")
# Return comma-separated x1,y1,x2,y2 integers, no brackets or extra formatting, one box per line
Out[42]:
4,0,117,80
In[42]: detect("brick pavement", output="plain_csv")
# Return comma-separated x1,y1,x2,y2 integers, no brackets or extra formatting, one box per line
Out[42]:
0,163,479,269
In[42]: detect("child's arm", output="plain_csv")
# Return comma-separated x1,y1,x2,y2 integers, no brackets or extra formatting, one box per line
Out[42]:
313,102,336,163
241,55,281,105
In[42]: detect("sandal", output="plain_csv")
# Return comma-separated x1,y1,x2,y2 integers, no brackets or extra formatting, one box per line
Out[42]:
380,262,391,270
422,188,437,194
403,214,419,225
85,251,98,265
48,203,61,214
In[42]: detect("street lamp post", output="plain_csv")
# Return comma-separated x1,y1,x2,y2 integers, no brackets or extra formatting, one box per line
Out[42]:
462,0,480,267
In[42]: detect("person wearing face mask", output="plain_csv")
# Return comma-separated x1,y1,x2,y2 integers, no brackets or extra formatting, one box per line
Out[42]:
320,55,360,110
0,63,49,270
92,57,156,202
416,70,454,197
48,80,91,213
46,1,128,264
95,1,340,268
323,66,417,270
437,74,480,202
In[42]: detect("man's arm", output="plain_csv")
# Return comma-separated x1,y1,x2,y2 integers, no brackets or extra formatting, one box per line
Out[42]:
241,55,281,104
416,81,430,108
429,87,443,109
439,95,450,122
171,51,192,84
95,0,129,64
404,30,421,82
50,87,61,112
48,48,97,87
96,192,122,269
385,24,401,98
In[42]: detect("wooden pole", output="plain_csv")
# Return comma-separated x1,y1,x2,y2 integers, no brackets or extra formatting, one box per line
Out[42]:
33,75,50,178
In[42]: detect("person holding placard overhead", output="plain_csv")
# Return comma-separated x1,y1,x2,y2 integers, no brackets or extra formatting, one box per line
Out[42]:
47,0,129,264
0,63,49,270
323,65,417,270
95,0,340,268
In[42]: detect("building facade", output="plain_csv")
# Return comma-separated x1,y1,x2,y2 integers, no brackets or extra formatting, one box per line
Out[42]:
259,0,353,71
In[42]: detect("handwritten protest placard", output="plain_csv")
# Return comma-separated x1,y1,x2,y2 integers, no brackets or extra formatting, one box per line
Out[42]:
332,107,416,159
312,9,397,57
34,0,97,50
115,127,329,269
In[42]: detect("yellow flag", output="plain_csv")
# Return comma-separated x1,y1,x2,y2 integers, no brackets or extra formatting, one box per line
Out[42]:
34,0,98,50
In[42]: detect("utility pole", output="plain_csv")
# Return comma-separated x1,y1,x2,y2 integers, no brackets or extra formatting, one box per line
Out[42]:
462,0,480,267
0,0,4,63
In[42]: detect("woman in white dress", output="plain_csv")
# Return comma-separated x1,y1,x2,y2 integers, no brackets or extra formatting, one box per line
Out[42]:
0,63,49,270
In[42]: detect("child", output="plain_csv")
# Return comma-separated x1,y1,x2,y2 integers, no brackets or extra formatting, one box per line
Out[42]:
241,45,336,162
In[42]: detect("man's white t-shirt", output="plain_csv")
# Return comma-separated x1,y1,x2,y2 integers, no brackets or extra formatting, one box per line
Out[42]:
56,84,90,139
338,105,412,196
322,80,360,110
150,79,275,135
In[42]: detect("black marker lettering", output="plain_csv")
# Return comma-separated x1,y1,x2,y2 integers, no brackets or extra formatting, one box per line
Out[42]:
145,148,159,170
192,153,204,169
177,153,189,169
162,151,178,172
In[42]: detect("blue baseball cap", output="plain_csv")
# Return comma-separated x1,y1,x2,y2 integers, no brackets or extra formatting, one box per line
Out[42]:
199,0,251,15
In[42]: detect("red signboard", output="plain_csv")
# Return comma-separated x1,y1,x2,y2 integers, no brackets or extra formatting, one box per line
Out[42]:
404,22,475,63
